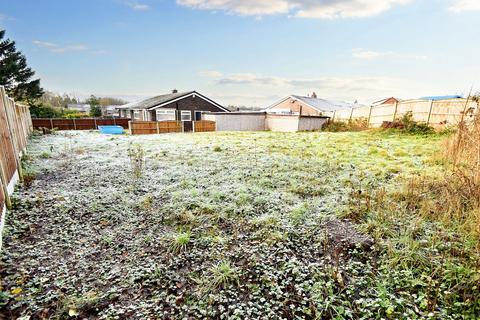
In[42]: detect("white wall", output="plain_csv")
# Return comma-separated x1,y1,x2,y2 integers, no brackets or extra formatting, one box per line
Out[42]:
204,113,266,131
266,115,300,132
298,117,329,131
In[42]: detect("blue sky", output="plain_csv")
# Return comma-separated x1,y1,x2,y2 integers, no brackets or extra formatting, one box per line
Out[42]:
1,0,479,106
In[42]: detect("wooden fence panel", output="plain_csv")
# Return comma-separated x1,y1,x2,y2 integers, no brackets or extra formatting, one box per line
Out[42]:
0,93,17,184
129,121,183,135
0,86,32,216
193,120,216,132
32,118,130,130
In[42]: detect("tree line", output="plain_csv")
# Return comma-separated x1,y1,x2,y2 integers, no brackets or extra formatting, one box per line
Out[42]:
0,29,126,118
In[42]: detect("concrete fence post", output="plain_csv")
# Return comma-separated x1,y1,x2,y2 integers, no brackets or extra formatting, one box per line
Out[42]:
94,118,98,129
50,118,54,129
426,100,434,125
193,121,196,133
392,102,399,122
367,106,373,127
128,121,132,134
73,118,77,130
156,121,160,134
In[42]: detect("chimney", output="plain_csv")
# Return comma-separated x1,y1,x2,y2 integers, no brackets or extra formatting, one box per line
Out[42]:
172,89,178,94
311,92,317,99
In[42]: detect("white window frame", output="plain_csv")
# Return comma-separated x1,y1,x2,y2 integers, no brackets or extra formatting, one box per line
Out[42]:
156,109,176,121
133,110,142,120
180,110,192,121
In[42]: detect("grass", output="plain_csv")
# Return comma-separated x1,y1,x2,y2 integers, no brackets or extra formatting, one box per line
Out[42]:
1,130,477,318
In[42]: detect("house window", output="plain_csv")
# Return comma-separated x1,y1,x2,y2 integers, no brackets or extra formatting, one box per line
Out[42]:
133,110,142,120
181,110,192,121
195,111,202,121
156,109,175,121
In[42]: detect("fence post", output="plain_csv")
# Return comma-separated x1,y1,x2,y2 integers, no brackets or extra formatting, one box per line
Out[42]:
426,100,434,125
367,106,373,127
73,118,77,130
192,121,195,133
156,121,160,134
0,167,11,209
392,102,398,122
349,107,354,122
94,118,98,129
113,117,116,125
50,118,54,129
128,121,132,134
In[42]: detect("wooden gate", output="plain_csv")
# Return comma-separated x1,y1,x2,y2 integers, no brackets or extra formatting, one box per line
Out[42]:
193,120,216,132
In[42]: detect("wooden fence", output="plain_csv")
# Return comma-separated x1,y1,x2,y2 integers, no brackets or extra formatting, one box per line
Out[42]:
129,120,217,135
331,98,479,129
32,118,130,130
193,120,216,132
0,86,32,249
129,121,183,135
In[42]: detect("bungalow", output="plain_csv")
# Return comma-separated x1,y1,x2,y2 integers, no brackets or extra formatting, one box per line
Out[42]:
117,90,228,131
265,93,355,117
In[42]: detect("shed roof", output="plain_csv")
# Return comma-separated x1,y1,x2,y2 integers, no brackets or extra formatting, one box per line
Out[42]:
419,95,463,101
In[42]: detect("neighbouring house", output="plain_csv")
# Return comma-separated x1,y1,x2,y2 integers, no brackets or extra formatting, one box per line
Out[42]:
265,93,356,118
372,97,400,106
117,90,228,131
66,104,91,113
101,105,120,117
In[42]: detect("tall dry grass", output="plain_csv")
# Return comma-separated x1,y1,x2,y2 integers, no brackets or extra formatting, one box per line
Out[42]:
433,99,480,241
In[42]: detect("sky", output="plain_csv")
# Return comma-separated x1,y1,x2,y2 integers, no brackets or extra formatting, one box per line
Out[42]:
1,0,479,107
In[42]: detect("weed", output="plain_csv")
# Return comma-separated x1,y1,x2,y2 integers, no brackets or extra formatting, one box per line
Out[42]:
207,260,240,289
127,143,145,180
168,231,191,253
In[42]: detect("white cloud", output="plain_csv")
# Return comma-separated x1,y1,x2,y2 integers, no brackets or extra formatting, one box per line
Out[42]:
33,40,107,55
211,72,401,102
120,1,150,10
33,40,88,53
448,0,480,12
352,48,427,60
131,3,150,10
176,0,412,18
199,70,223,78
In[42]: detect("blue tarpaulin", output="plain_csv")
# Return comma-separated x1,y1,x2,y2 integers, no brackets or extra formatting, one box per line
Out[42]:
420,95,463,101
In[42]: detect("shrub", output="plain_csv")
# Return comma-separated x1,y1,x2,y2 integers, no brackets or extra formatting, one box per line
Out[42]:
323,118,368,132
382,112,435,135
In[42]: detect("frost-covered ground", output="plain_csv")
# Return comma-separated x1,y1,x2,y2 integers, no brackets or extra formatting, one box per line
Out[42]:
1,130,443,319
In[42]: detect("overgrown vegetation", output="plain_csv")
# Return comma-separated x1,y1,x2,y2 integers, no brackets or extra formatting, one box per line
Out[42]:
323,118,369,132
1,130,478,319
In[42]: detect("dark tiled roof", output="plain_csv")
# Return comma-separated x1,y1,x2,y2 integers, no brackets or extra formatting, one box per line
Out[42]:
117,91,195,110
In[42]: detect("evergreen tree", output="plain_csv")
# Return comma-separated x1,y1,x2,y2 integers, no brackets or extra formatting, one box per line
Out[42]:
86,95,102,117
0,29,43,104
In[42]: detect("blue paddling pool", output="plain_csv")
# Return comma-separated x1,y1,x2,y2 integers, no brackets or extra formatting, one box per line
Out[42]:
98,125,125,135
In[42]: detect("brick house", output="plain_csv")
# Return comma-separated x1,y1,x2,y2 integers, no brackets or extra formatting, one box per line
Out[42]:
117,90,228,131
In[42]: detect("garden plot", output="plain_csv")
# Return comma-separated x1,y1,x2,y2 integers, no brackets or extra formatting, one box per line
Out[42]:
1,130,444,319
